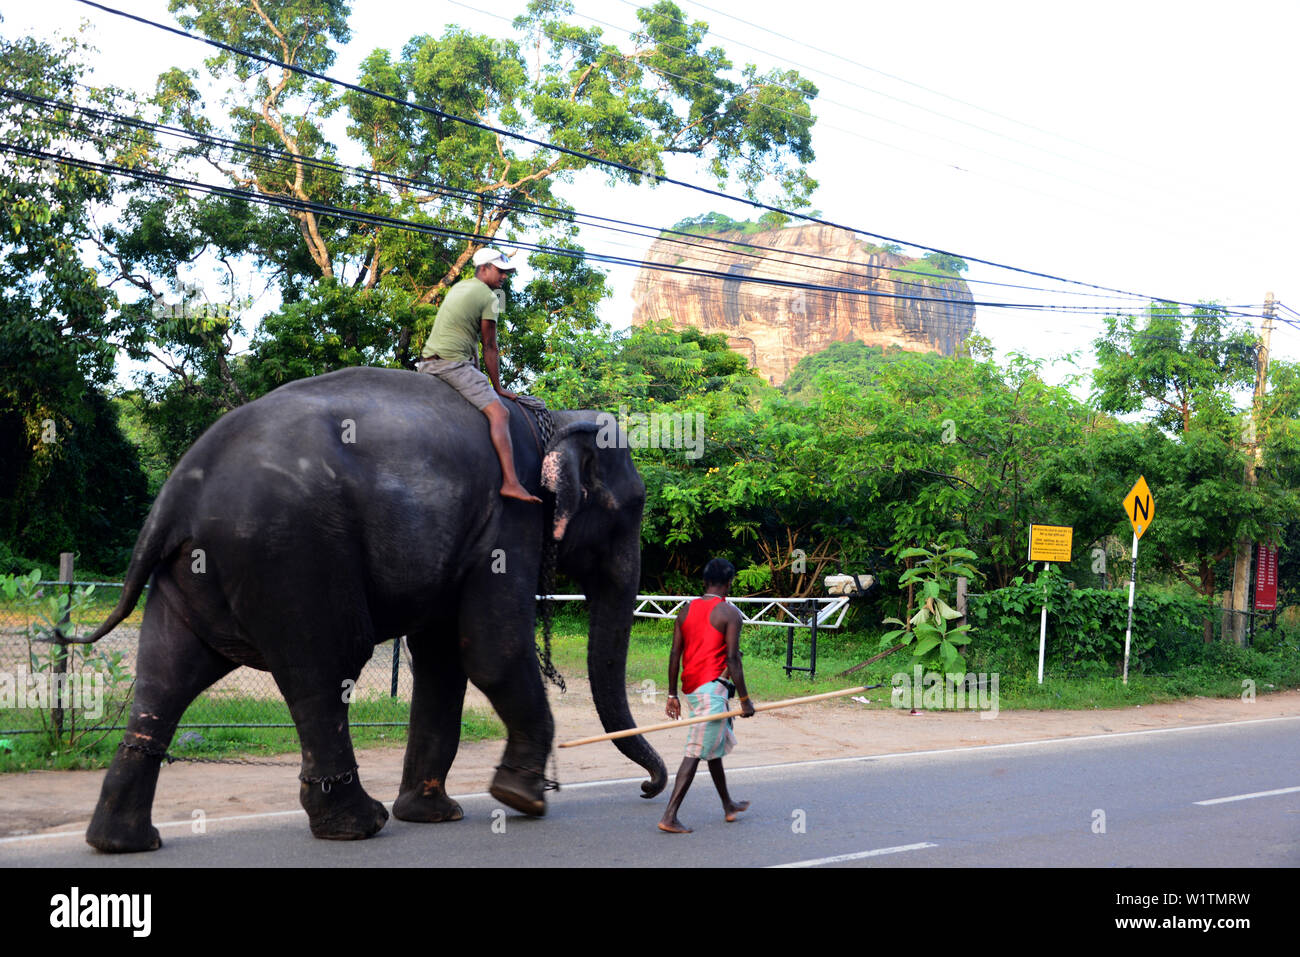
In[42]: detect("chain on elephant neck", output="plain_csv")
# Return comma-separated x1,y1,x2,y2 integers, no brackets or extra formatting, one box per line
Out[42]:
528,398,565,694
537,535,565,693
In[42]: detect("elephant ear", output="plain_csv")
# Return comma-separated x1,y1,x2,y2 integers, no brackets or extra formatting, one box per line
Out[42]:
541,422,620,542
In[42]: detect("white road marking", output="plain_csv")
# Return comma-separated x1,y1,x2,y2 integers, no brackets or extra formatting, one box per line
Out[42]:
770,842,938,868
3,714,1297,846
0,808,309,845
723,714,1300,777
1194,785,1300,805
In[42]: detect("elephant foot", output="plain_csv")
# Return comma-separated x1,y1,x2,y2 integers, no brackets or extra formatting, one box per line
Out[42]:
489,765,547,817
86,812,162,854
393,781,464,823
300,773,389,841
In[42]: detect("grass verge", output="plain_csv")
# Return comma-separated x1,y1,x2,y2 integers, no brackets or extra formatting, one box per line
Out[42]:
3,609,1296,771
0,696,504,773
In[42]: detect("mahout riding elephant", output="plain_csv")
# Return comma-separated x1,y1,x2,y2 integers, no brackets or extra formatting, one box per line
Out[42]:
79,366,666,852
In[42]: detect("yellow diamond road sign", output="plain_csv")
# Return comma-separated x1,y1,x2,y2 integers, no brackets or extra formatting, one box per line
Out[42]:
1124,475,1154,539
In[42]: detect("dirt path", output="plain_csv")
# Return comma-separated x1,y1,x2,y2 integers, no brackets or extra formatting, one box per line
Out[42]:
3,684,1298,840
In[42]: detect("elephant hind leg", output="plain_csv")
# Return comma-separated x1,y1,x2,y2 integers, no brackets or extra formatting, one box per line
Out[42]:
273,668,389,842
393,627,467,823
87,594,236,853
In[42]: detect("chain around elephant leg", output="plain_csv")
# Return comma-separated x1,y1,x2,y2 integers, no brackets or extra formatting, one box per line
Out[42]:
489,763,553,817
299,767,389,841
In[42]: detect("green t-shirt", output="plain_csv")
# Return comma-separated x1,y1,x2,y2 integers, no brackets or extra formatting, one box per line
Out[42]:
421,278,501,362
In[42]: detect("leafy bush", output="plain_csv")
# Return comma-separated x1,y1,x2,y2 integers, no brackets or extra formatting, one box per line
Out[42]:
0,570,133,757
968,566,1209,675
881,544,982,674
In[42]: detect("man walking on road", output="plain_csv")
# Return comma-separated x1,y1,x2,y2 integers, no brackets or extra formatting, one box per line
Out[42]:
658,557,755,834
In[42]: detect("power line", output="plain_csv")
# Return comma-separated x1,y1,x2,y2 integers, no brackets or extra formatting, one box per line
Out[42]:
5,98,1272,346
70,0,1230,313
12,84,1172,308
0,130,1069,358
547,0,1200,221
6,111,1271,342
13,138,1229,329
0,140,993,311
9,88,982,301
5,145,1261,352
625,284,1271,349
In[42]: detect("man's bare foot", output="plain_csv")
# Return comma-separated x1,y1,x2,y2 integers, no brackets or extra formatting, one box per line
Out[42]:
724,800,750,822
501,483,542,504
658,819,692,834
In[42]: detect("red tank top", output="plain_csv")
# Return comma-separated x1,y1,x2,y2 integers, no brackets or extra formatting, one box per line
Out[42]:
681,596,728,694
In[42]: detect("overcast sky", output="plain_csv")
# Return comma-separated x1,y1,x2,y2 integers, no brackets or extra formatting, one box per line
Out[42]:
8,0,1300,378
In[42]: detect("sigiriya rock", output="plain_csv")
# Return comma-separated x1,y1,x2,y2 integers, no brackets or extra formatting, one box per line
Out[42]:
630,219,976,385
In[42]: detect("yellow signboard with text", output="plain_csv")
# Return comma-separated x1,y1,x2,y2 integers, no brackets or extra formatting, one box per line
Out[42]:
1029,524,1073,563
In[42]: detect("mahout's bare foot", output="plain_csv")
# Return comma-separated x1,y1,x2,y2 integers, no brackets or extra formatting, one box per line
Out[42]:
724,800,750,822
658,818,693,834
501,482,542,504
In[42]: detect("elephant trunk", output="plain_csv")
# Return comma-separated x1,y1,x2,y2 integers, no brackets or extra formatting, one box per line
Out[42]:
585,566,667,799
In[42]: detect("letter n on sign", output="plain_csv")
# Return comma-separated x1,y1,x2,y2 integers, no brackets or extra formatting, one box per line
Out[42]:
1123,476,1154,539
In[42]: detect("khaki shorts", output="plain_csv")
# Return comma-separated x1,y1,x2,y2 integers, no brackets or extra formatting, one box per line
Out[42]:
416,357,499,411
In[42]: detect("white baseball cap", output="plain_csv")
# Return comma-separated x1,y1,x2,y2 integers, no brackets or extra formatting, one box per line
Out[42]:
472,247,517,270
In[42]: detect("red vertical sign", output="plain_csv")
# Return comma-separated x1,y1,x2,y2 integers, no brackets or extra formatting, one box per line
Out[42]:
1255,544,1278,611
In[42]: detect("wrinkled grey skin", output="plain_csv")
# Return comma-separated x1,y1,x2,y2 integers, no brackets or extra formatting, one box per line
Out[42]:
81,367,666,853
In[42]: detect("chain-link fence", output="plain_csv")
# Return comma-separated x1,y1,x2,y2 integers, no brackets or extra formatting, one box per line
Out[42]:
0,581,415,736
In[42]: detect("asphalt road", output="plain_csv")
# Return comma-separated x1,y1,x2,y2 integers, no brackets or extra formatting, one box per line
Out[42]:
3,717,1297,868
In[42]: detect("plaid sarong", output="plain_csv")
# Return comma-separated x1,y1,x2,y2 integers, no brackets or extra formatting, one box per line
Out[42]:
683,679,736,760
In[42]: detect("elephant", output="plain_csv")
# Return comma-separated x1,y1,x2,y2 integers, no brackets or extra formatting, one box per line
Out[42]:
78,366,667,852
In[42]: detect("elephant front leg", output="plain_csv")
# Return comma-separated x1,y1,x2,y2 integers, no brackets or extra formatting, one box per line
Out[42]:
457,572,555,817
394,631,468,823
282,685,389,841
466,651,555,818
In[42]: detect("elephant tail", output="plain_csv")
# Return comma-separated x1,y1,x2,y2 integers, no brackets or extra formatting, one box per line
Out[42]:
73,504,176,645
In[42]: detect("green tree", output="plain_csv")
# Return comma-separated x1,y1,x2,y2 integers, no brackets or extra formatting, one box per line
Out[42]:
0,27,150,568
921,251,968,275
1045,422,1276,640
817,352,1093,588
1092,302,1258,435
780,341,943,402
151,0,819,377
1081,303,1283,639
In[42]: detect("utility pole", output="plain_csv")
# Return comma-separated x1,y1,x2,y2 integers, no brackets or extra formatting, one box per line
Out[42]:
1230,292,1274,645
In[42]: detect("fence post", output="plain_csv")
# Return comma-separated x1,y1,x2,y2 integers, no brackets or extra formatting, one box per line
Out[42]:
784,611,795,678
808,599,818,680
53,552,74,741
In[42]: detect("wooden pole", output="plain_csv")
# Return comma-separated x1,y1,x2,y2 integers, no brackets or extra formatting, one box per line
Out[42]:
558,684,880,748
838,643,904,677
53,552,74,742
